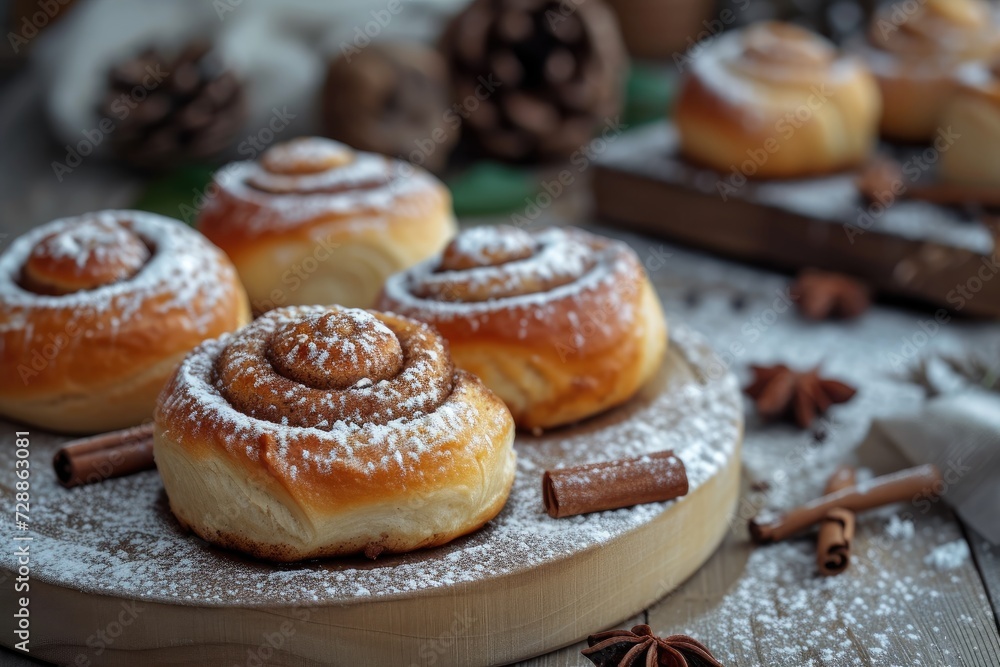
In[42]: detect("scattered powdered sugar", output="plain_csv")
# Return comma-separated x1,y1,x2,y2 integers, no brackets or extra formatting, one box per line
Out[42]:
0,210,239,338
924,540,971,571
0,325,741,606
669,514,993,665
885,514,916,541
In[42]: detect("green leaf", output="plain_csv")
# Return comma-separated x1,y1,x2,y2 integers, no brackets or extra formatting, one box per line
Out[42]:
132,165,216,226
447,162,540,217
623,62,676,127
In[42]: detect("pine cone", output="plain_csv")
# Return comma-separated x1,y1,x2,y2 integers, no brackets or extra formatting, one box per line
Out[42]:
101,41,246,171
321,42,455,173
441,0,626,162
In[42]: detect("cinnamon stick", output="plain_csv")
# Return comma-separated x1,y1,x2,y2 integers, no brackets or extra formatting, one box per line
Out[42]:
543,450,688,519
53,423,156,488
749,464,942,544
816,466,856,576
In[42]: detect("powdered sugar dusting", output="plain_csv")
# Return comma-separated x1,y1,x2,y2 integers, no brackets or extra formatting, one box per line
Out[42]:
381,227,640,343
31,217,147,271
2,325,740,606
201,139,444,234
0,210,240,338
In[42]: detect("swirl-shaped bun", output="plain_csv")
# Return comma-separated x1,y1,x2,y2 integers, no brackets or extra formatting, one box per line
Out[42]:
866,0,1000,141
377,226,667,431
197,137,457,313
674,22,880,178
0,211,250,433
153,305,516,561
940,60,1000,188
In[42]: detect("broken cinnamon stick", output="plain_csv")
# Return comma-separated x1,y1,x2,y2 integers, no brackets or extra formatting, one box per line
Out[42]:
53,423,156,488
749,464,942,544
543,450,688,519
816,466,857,576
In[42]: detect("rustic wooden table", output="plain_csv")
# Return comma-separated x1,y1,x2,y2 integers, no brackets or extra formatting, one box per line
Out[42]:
0,77,998,665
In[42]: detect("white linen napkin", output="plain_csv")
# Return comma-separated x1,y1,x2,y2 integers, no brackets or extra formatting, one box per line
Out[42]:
876,391,1000,544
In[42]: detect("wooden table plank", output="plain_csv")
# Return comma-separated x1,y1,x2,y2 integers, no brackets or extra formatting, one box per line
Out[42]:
647,491,1000,666
514,615,645,667
968,528,1000,630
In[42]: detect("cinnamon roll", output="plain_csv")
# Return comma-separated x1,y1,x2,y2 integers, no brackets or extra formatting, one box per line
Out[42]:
197,137,457,313
153,305,516,562
0,211,250,434
865,0,1000,142
674,22,880,178
940,60,1000,189
377,226,667,431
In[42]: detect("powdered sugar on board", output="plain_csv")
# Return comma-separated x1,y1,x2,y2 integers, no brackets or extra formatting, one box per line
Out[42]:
0,325,741,606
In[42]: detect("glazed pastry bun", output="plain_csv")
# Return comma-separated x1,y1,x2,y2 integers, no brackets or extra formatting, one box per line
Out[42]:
940,60,1000,188
196,137,457,314
674,21,880,178
154,305,516,561
865,0,1000,142
0,211,250,434
377,226,667,431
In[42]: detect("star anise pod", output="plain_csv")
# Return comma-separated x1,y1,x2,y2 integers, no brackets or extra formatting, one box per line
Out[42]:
582,624,723,667
790,269,871,320
744,364,857,429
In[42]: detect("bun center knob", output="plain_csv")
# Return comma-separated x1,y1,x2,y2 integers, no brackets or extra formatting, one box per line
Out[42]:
743,23,833,68
268,309,403,389
260,138,354,175
439,225,536,271
21,217,150,295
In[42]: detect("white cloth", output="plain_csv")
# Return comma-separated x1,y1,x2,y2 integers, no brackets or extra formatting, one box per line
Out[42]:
876,391,1000,544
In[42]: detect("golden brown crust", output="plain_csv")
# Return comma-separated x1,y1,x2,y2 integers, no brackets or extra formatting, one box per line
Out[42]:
865,0,1000,141
0,211,250,434
196,137,457,312
153,305,516,561
674,22,880,178
940,60,1000,188
377,226,668,430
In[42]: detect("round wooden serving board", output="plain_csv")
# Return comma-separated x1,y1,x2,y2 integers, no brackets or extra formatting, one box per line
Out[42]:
0,325,742,666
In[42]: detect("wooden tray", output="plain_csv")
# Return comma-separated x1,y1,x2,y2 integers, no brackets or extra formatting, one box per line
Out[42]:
592,123,1000,318
0,325,742,667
